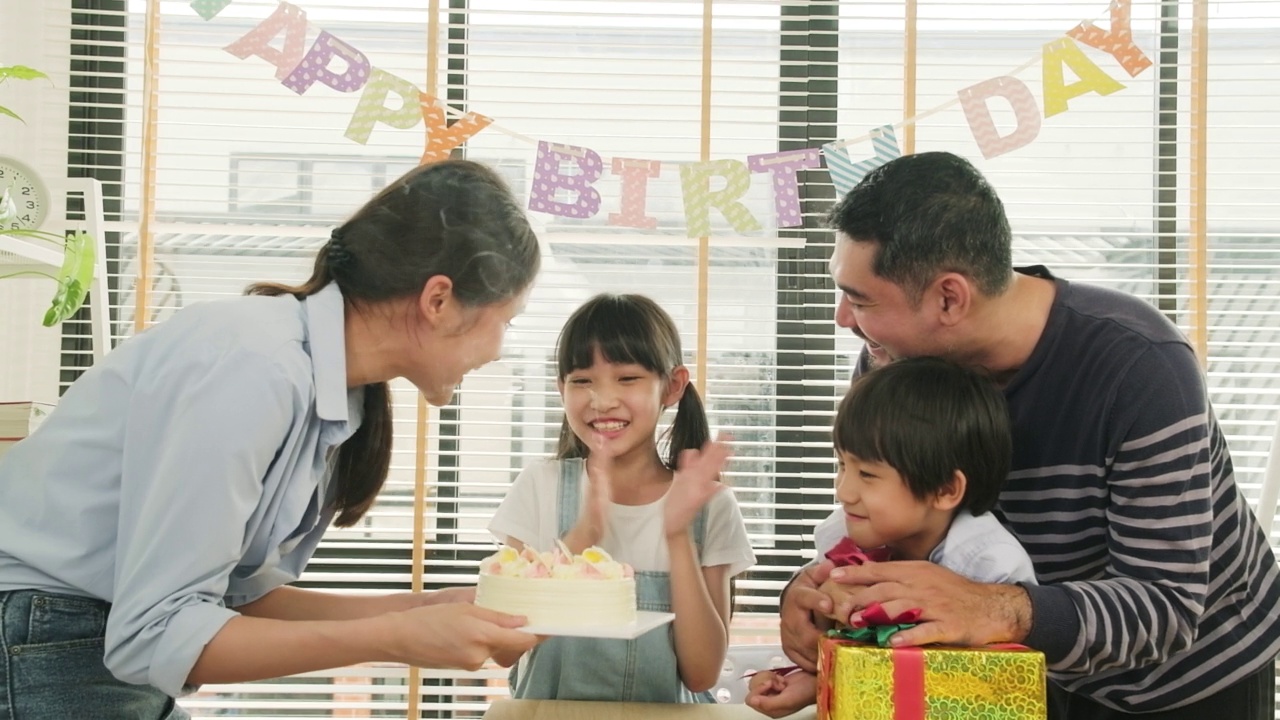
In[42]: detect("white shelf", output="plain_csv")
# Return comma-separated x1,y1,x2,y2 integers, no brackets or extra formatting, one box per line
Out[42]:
0,233,63,272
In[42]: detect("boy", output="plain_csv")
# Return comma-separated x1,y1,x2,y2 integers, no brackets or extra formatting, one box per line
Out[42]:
747,357,1035,717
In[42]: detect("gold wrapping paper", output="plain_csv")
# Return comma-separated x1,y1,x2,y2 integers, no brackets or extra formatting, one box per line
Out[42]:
817,636,1047,720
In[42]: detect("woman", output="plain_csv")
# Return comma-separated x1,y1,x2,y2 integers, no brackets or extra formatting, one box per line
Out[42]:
0,160,541,718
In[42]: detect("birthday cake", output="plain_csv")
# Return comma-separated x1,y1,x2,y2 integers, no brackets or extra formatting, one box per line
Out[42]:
475,545,637,627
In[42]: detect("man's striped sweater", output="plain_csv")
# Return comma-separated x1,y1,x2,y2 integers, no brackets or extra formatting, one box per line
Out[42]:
848,266,1280,712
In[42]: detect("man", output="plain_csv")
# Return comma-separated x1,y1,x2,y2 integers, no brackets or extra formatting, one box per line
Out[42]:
768,152,1280,719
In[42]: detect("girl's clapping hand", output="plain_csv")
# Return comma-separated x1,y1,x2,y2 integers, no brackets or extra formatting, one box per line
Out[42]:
581,447,615,542
663,435,731,537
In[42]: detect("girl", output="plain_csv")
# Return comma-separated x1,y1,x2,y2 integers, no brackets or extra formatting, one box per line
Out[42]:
488,293,756,703
0,160,541,719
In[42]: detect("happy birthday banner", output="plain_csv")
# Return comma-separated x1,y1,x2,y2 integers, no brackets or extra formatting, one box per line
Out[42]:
190,0,1153,237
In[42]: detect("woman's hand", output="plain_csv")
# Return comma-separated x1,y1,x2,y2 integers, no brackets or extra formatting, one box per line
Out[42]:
191,602,539,688
383,586,477,613
423,586,477,605
664,436,731,537
377,603,539,671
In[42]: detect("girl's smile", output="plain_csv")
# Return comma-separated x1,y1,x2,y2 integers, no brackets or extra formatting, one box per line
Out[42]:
560,348,685,462
588,417,630,439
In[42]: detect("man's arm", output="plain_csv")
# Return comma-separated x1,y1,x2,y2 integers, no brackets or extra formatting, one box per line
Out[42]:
826,345,1214,675
1014,345,1213,675
778,508,846,671
827,562,1033,648
778,560,836,672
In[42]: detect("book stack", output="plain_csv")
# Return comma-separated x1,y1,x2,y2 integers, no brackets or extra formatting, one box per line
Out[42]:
0,401,55,460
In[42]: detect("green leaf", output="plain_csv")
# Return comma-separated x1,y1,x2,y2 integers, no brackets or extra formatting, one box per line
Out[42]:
41,230,96,327
43,278,70,327
67,230,96,296
43,278,87,327
0,66,50,82
0,65,51,125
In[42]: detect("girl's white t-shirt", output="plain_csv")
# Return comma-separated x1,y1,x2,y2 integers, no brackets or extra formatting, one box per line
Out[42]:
488,458,756,576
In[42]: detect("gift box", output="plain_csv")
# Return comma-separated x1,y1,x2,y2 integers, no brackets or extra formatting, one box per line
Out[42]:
817,634,1047,720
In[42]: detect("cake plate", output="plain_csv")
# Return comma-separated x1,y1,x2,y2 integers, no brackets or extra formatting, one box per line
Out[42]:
521,610,675,639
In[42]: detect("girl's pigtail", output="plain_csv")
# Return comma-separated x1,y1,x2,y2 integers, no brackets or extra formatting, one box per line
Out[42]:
665,381,736,618
662,382,711,470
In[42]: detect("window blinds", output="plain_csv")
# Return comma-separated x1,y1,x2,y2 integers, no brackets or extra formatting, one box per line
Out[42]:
35,0,1280,716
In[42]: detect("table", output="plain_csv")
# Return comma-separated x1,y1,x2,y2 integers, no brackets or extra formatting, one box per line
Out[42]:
483,699,817,720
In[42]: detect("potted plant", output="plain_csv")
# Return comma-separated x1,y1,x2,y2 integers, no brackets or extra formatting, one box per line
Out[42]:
0,64,96,326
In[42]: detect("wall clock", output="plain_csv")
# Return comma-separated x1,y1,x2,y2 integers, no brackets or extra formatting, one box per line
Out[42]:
0,156,51,231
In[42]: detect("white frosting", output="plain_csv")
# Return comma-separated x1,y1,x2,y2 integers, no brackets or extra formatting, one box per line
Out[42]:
475,573,637,626
475,544,637,626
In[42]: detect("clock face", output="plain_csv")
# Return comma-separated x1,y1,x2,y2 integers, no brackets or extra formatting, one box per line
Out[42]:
0,157,50,231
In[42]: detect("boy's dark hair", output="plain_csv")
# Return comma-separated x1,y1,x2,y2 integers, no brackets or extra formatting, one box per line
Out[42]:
555,293,708,470
833,356,1011,514
247,159,539,527
825,151,1013,305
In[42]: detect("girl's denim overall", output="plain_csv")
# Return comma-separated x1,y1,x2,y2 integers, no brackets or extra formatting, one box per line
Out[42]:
507,458,714,703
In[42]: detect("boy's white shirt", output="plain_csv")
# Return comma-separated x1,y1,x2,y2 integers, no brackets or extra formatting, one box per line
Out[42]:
812,508,1038,585
488,458,757,576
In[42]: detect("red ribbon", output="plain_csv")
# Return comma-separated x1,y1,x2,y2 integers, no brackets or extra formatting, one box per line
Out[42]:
824,536,892,566
852,602,923,628
819,639,927,719
890,647,926,720
817,638,837,716
824,538,922,629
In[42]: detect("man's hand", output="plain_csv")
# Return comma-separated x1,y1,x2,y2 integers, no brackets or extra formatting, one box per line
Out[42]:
746,668,818,718
779,559,837,671
816,578,861,626
826,561,1032,647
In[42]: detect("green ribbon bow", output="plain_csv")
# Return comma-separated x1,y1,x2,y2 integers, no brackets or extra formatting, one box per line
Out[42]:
828,624,917,648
